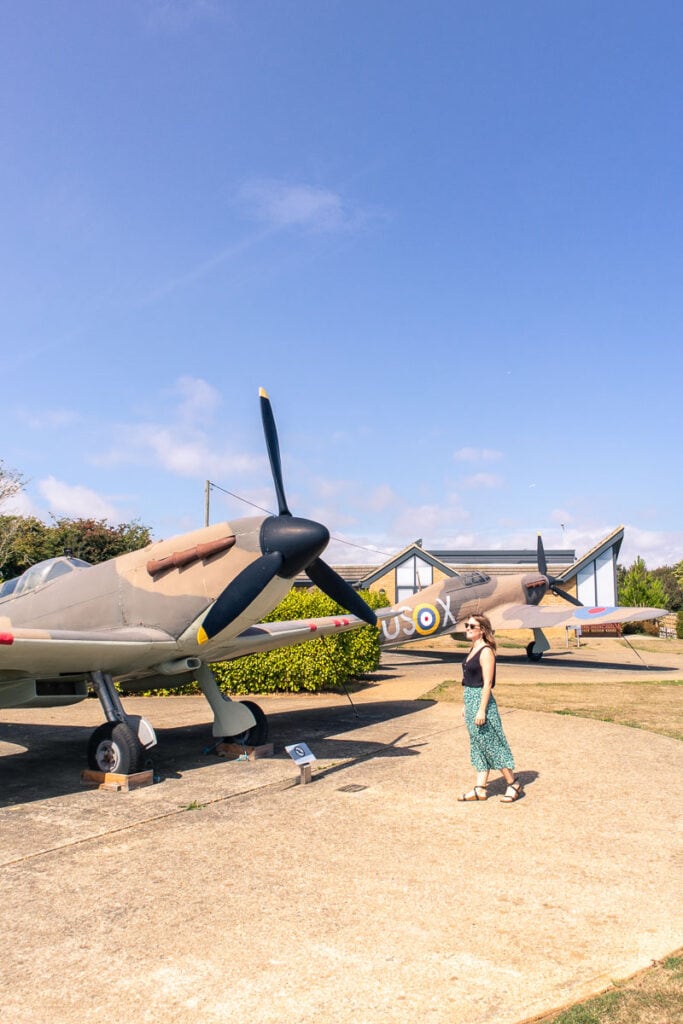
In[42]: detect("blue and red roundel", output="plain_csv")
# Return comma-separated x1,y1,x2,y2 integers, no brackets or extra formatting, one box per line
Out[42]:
574,606,616,619
413,604,440,635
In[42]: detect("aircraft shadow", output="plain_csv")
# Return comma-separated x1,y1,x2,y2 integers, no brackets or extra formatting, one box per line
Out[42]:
384,648,677,673
0,698,435,807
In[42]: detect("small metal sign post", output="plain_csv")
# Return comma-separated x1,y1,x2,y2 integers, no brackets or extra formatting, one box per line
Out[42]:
285,742,317,785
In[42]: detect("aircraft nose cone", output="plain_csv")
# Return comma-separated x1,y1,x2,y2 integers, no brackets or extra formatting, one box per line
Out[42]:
260,516,330,579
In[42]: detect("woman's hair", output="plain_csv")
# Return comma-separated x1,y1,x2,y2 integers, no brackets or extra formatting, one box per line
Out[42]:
470,613,496,652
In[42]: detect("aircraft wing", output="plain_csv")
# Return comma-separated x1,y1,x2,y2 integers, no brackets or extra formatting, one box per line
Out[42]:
0,626,178,675
486,604,669,631
212,613,368,661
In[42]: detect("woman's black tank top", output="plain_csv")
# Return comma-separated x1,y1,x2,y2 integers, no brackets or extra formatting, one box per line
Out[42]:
462,645,496,688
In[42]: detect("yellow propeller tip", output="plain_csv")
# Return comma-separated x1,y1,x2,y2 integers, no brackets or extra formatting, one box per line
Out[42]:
197,627,209,645
259,387,269,399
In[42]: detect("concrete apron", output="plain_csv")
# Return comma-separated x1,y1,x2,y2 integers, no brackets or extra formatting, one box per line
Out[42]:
1,657,681,1024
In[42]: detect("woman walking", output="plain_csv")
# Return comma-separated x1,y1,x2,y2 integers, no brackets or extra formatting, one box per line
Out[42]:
457,613,522,803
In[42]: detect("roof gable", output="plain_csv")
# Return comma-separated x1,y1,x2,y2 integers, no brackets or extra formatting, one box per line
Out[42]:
359,543,457,587
557,526,624,582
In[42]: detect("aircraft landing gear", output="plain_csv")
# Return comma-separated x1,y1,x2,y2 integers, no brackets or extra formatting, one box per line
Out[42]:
87,670,156,773
86,721,146,774
225,699,269,747
526,628,550,662
526,642,544,662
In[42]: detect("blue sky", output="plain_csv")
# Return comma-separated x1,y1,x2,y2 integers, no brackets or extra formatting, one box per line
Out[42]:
1,1,681,570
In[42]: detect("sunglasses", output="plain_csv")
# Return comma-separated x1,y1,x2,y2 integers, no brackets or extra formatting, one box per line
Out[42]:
464,621,479,629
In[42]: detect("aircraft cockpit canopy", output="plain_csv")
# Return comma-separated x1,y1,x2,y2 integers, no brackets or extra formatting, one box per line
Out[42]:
0,556,92,599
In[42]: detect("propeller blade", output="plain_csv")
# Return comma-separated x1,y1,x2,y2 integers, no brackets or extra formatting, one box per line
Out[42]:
550,583,583,607
306,558,377,626
198,552,284,643
537,534,548,577
259,388,290,516
537,532,584,606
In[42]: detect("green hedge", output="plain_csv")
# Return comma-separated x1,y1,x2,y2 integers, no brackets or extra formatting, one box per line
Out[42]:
141,588,389,695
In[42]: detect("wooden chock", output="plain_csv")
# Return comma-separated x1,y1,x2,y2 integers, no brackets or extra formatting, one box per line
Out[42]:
80,769,154,792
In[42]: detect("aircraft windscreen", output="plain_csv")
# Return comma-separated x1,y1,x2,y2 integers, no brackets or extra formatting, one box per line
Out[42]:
0,557,92,599
441,570,491,590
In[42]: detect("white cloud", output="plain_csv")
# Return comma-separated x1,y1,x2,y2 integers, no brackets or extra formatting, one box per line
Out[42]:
104,424,260,481
38,477,119,520
1,488,40,518
170,376,222,421
367,484,399,512
392,499,470,542
550,509,573,525
618,526,683,569
454,447,503,463
92,376,261,482
237,180,362,233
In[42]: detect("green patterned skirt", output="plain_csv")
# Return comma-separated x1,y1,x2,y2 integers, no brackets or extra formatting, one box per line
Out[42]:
463,687,515,771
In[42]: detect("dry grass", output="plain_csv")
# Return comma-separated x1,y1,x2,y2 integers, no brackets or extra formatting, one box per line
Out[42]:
531,953,683,1024
421,678,683,741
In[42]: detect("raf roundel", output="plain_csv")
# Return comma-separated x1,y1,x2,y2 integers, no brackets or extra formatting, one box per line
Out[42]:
413,604,440,635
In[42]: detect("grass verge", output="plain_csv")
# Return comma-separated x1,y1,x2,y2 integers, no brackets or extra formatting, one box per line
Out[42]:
531,953,682,1024
420,678,683,741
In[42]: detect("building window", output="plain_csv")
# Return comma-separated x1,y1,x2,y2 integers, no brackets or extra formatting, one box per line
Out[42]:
577,549,616,606
396,556,433,601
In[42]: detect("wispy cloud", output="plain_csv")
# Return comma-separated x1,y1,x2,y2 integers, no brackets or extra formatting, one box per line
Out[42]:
454,447,503,462
236,180,369,233
462,473,503,489
98,423,259,481
93,376,261,481
142,0,226,32
17,409,80,430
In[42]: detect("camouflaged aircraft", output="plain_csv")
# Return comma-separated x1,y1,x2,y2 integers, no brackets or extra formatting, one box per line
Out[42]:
240,535,667,663
370,536,667,656
0,390,377,775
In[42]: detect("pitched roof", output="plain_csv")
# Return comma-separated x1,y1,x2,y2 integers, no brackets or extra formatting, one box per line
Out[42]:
556,526,624,583
358,542,457,587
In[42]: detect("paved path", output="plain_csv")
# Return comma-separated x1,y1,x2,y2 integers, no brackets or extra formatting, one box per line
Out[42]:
1,642,681,1024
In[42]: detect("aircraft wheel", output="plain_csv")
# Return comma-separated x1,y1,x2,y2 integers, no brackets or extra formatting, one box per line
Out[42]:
526,642,544,663
226,700,269,747
87,722,146,774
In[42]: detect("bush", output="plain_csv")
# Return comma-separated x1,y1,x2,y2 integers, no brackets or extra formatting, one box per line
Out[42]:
677,610,683,640
212,589,389,694
139,588,389,696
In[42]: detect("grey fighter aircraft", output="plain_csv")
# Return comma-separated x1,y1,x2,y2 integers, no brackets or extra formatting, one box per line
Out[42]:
0,390,377,775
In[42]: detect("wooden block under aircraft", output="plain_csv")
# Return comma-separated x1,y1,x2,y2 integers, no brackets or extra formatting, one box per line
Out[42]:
80,769,155,792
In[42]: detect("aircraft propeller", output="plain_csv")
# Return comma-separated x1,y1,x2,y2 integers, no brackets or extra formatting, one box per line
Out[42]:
198,389,377,642
537,534,583,607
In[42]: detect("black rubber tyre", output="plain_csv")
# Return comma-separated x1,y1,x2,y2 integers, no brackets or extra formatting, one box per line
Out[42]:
86,721,146,774
226,700,269,747
526,642,544,663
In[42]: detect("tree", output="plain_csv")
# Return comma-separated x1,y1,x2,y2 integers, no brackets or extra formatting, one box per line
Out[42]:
617,556,668,609
651,566,683,612
0,462,27,574
0,515,152,580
